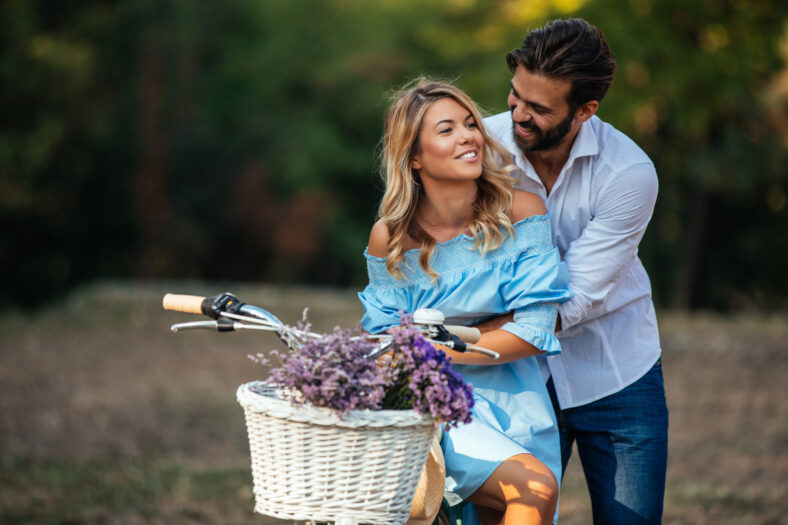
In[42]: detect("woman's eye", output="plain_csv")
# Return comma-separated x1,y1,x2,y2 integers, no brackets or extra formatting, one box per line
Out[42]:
439,128,452,134
467,121,478,128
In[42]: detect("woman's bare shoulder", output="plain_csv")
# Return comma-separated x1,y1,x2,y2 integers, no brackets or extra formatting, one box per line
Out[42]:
367,220,390,258
510,190,547,222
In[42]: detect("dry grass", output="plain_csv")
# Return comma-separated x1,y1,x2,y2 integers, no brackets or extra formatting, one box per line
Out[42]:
1,281,786,524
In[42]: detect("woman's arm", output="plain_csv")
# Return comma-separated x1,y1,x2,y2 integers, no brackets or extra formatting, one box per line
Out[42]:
367,219,390,258
440,329,544,364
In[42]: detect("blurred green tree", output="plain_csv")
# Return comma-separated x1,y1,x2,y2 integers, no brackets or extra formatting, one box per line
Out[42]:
1,0,786,309
573,0,788,308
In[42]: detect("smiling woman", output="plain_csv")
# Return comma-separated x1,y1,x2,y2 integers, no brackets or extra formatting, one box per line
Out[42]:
358,78,573,524
372,78,518,280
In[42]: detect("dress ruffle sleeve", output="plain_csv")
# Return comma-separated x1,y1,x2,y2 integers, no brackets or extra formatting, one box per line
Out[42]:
498,220,572,356
357,251,409,334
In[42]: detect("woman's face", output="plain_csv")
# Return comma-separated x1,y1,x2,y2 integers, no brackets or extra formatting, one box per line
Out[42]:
411,97,484,183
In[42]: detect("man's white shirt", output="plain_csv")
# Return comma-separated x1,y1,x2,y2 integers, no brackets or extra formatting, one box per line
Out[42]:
485,112,662,409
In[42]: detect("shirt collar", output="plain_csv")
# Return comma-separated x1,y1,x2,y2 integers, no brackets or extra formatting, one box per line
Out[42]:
568,116,599,161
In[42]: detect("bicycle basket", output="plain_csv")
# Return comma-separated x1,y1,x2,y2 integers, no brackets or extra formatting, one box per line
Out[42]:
237,381,437,525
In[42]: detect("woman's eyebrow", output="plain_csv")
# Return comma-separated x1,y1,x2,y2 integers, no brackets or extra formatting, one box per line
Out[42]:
433,113,474,129
432,118,456,129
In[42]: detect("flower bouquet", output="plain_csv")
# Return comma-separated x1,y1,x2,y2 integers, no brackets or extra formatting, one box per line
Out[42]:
236,315,474,525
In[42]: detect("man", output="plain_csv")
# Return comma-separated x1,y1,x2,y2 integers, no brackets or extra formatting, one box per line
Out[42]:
483,18,668,524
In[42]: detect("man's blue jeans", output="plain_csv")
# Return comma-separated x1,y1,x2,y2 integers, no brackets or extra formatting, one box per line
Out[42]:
546,359,668,524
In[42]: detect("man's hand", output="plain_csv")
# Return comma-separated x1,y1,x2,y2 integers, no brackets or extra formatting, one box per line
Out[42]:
475,311,562,333
475,312,514,333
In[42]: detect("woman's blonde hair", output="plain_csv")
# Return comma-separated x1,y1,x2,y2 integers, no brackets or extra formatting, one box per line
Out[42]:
378,77,517,279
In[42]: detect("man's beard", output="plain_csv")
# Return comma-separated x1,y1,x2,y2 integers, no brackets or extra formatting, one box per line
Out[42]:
512,113,574,153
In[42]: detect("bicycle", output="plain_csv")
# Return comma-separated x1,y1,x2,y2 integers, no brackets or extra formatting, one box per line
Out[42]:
162,291,496,525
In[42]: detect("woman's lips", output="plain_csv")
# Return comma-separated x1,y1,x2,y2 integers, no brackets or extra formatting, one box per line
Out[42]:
456,150,479,161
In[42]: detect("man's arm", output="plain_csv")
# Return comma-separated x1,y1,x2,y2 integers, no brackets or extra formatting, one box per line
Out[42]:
558,161,658,330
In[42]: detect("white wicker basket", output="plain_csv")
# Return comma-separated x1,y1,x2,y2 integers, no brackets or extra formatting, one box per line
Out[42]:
236,381,437,525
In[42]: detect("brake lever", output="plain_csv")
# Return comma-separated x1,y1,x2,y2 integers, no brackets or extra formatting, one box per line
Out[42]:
464,344,500,360
170,319,236,332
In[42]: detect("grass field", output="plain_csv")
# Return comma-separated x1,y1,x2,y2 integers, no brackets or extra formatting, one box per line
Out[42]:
1,281,786,524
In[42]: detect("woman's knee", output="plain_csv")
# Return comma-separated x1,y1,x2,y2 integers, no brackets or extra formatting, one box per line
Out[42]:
506,454,558,521
472,454,559,518
533,468,559,517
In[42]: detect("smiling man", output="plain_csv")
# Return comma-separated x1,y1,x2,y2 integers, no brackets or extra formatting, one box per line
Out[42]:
484,18,668,525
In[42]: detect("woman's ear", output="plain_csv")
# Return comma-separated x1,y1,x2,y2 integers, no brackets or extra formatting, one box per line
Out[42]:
411,156,422,171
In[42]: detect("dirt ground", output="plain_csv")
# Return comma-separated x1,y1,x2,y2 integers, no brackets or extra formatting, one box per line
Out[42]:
1,282,786,524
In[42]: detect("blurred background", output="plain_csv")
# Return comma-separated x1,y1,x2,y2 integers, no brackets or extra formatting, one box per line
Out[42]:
4,0,788,310
2,0,787,524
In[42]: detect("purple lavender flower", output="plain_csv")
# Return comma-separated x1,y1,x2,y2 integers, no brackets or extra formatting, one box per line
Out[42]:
382,319,474,427
257,327,387,415
249,314,473,426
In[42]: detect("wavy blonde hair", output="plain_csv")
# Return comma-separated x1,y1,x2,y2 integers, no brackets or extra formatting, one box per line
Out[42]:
378,77,517,279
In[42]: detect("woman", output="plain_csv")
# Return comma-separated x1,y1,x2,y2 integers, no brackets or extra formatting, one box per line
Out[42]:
358,78,572,525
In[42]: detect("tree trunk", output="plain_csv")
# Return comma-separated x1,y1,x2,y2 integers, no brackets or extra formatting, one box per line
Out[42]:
133,29,172,277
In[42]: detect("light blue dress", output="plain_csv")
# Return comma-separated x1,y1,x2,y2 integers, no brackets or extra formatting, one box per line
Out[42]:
358,214,572,507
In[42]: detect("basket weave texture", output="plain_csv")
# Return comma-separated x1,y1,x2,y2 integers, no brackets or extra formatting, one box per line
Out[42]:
237,381,437,525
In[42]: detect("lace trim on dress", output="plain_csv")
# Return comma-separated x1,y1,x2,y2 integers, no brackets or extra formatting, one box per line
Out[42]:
515,302,558,334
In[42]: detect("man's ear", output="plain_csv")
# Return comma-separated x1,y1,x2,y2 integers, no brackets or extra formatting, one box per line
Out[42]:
574,100,599,123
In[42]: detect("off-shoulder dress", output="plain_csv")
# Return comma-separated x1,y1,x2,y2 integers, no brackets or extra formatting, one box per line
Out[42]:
358,214,572,505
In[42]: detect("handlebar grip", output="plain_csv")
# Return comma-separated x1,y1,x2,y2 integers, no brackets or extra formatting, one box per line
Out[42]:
444,325,481,344
162,293,206,315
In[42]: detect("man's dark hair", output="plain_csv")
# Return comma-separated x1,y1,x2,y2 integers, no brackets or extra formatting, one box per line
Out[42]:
506,18,616,110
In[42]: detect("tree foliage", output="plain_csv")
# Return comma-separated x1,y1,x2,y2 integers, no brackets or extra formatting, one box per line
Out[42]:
2,0,786,309
575,0,788,308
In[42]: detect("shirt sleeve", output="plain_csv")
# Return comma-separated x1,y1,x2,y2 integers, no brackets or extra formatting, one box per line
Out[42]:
498,241,573,356
558,161,658,331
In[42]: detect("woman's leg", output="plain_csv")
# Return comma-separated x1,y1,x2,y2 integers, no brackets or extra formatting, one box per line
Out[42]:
467,453,558,525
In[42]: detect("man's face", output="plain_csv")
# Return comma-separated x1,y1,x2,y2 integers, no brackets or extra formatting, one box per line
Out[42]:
507,65,576,153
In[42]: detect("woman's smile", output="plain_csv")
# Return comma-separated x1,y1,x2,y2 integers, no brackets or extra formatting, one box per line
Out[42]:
456,149,479,161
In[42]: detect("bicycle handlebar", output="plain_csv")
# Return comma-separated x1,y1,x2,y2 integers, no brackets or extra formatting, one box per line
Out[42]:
163,292,248,320
162,292,497,358
163,293,207,316
164,292,482,344
441,325,480,344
